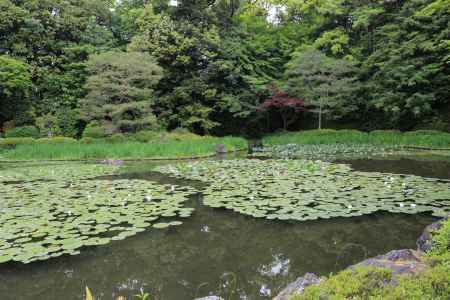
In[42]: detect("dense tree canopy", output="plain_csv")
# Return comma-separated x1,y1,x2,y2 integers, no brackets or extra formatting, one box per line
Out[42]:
0,0,449,135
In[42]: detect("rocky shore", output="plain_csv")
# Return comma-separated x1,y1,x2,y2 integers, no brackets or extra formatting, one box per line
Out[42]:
273,217,448,300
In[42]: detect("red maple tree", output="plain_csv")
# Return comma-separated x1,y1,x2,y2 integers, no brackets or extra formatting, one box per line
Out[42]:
260,91,306,130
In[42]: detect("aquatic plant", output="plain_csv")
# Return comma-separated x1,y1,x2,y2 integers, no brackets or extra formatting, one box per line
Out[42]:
251,144,398,159
0,164,195,264
155,159,450,221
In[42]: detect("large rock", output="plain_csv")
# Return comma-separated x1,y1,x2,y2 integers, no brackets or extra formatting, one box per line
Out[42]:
417,217,448,252
273,273,321,300
352,249,427,276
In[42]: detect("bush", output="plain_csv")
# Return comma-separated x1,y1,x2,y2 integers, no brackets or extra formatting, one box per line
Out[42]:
0,137,35,146
404,130,446,136
104,134,128,144
300,129,338,136
132,130,163,143
165,128,203,141
370,130,402,135
5,126,40,138
35,137,77,144
80,137,96,144
83,124,110,139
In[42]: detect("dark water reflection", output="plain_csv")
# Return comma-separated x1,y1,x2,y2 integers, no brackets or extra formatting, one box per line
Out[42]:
0,157,445,300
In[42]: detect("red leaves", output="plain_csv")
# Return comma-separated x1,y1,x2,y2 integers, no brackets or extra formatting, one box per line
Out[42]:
260,92,306,112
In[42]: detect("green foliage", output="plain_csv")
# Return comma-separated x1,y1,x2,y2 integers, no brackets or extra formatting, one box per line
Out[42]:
0,0,449,135
291,264,450,300
35,137,77,144
82,124,110,139
0,55,33,125
35,113,61,138
103,134,128,144
285,48,359,129
0,137,35,146
429,219,450,265
81,51,163,134
131,130,163,143
5,126,39,138
0,0,116,126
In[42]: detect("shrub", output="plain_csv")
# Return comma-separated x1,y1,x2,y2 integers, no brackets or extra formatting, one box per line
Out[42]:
83,124,110,139
5,126,39,138
35,113,61,137
429,218,450,265
104,134,128,144
404,130,446,136
132,130,163,143
80,137,96,144
370,130,402,135
300,129,338,136
165,128,203,141
0,137,35,146
35,137,77,144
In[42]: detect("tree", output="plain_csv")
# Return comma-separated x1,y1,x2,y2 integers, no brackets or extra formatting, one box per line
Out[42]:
285,48,358,129
260,88,305,130
80,51,163,133
361,0,450,129
0,55,33,127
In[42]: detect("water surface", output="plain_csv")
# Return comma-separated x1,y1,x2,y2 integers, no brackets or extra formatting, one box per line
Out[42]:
0,157,444,300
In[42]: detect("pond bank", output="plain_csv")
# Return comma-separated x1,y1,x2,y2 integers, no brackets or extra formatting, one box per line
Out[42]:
262,130,450,150
0,137,247,161
274,217,450,300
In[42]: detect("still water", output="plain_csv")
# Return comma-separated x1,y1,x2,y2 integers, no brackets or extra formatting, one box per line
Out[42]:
0,157,445,300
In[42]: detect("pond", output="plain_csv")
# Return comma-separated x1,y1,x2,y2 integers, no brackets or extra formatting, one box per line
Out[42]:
0,156,447,300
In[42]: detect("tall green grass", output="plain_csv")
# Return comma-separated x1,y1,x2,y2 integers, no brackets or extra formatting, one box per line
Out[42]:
263,129,450,148
0,137,246,161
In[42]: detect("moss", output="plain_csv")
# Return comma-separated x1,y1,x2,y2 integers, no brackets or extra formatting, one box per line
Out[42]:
292,267,393,300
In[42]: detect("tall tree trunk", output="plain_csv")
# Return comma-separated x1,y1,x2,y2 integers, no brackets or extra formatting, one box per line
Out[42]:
318,98,323,130
281,112,288,131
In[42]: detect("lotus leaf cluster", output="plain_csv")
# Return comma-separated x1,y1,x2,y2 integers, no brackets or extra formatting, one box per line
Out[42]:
155,159,450,221
0,164,195,264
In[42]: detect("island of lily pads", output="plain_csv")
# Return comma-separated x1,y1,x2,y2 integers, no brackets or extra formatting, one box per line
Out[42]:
155,159,450,220
0,163,195,264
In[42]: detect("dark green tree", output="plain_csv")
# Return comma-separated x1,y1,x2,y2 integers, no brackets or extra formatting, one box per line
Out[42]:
0,55,33,127
80,51,163,133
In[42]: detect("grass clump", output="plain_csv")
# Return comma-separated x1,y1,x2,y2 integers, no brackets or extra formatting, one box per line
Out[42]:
291,218,450,300
263,130,450,149
0,136,246,161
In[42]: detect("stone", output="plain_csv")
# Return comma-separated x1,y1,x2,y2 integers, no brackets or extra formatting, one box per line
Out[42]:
194,296,223,300
417,217,448,252
273,273,321,300
352,249,427,276
215,144,227,154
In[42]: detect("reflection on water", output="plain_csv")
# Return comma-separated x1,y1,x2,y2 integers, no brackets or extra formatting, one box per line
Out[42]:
0,157,445,300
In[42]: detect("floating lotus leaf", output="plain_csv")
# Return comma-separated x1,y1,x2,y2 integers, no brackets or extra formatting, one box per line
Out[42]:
153,223,170,229
155,159,450,222
0,163,196,264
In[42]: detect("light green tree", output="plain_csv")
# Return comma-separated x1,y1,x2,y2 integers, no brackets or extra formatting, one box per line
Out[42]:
285,48,358,129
